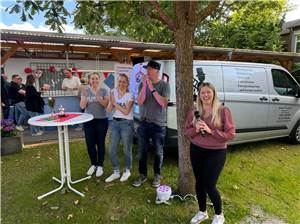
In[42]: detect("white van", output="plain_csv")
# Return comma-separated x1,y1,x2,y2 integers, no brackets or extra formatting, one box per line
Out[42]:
130,60,300,146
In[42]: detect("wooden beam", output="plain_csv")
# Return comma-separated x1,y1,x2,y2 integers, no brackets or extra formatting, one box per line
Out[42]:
1,45,19,65
279,60,294,71
1,42,176,60
1,42,299,65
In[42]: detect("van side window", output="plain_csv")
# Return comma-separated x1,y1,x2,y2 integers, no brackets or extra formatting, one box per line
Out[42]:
271,69,298,96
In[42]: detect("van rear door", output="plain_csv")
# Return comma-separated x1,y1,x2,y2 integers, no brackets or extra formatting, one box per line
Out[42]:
222,65,270,142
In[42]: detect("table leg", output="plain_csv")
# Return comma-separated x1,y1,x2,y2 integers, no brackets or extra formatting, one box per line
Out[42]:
37,126,66,200
63,125,90,197
52,126,66,184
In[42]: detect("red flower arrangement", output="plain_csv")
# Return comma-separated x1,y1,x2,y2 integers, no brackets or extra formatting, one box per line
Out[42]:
24,67,33,74
48,66,56,73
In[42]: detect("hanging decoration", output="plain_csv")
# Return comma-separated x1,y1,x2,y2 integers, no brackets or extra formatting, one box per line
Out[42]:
24,67,33,74
71,67,83,78
103,72,109,79
48,65,56,73
34,69,43,79
77,71,83,79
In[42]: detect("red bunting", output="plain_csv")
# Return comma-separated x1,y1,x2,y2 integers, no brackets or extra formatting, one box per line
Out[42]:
77,71,83,78
24,67,33,74
103,72,109,78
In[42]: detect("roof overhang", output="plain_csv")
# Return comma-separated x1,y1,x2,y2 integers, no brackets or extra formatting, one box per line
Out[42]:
1,29,300,70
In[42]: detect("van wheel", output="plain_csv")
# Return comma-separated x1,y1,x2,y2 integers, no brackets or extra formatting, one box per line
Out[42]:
290,120,300,144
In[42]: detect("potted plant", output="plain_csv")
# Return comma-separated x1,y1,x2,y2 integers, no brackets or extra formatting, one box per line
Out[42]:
1,119,23,155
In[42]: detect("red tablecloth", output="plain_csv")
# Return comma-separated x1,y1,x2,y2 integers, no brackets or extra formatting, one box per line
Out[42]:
37,114,81,122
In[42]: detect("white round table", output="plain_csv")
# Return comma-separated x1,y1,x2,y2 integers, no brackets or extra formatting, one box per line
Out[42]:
28,112,93,200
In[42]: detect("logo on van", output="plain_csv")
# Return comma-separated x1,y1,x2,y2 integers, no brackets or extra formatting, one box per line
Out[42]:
193,67,206,101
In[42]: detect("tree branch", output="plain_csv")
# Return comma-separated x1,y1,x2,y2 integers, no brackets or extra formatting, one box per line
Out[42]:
149,12,168,26
148,1,176,31
196,1,221,23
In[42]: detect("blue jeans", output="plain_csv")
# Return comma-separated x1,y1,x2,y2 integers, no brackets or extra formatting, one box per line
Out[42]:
2,104,10,119
108,119,133,171
27,111,42,134
83,118,108,166
14,102,28,126
137,121,166,176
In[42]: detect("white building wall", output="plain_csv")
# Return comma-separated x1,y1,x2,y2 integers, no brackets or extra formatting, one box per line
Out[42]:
3,58,117,81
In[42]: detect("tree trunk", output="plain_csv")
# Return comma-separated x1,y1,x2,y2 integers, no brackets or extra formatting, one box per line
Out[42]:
175,4,196,196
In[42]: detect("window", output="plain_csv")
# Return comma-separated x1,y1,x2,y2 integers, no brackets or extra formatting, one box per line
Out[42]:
271,69,298,96
296,33,300,53
30,62,75,96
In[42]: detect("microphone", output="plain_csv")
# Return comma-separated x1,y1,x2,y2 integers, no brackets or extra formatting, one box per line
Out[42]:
194,111,206,137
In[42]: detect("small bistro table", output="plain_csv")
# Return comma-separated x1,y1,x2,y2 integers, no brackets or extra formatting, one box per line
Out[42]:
28,112,93,200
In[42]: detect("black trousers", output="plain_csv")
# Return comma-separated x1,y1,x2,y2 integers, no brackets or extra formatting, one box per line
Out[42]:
83,118,108,166
190,143,226,215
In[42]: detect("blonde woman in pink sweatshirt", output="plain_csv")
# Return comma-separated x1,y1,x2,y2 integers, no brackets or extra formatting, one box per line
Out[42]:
185,82,235,224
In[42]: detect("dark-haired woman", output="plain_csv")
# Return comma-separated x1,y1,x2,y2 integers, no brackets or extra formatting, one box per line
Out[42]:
25,74,45,136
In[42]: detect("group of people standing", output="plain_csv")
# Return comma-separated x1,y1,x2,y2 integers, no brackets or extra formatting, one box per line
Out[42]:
80,60,235,224
80,60,170,186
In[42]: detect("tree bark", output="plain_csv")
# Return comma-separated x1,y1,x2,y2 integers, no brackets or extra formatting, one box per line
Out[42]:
175,2,196,196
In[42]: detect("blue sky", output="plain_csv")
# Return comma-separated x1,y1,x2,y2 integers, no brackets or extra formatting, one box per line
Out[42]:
0,0,299,34
0,0,83,33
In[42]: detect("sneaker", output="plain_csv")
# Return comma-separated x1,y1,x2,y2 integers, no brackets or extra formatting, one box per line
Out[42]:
152,174,161,188
120,169,131,182
16,125,24,131
211,214,225,224
95,166,104,177
190,211,209,224
32,132,42,136
105,170,121,182
132,174,147,187
38,130,44,135
86,165,96,176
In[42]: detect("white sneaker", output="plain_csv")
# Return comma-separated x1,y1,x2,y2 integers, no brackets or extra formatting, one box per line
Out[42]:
212,214,225,224
105,170,120,182
190,211,209,224
32,132,42,136
16,125,24,131
95,166,104,177
86,165,96,176
38,130,44,135
120,170,131,182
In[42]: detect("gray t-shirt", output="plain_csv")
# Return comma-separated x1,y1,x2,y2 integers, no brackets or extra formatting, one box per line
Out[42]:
82,86,108,119
138,80,170,126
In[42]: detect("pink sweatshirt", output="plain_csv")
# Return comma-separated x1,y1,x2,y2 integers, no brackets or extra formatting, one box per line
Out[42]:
184,106,236,150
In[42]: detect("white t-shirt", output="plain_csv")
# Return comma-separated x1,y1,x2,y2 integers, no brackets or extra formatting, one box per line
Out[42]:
112,89,134,120
61,76,81,95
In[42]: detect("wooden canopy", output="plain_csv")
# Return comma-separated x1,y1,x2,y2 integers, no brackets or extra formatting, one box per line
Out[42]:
1,29,300,70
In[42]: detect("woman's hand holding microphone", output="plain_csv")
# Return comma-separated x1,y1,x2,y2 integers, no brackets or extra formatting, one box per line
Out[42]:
195,120,212,135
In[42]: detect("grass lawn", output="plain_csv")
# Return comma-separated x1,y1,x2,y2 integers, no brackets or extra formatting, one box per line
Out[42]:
1,139,300,224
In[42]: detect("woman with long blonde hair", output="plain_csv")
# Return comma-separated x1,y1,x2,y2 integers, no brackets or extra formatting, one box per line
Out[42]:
185,82,235,224
105,74,134,183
